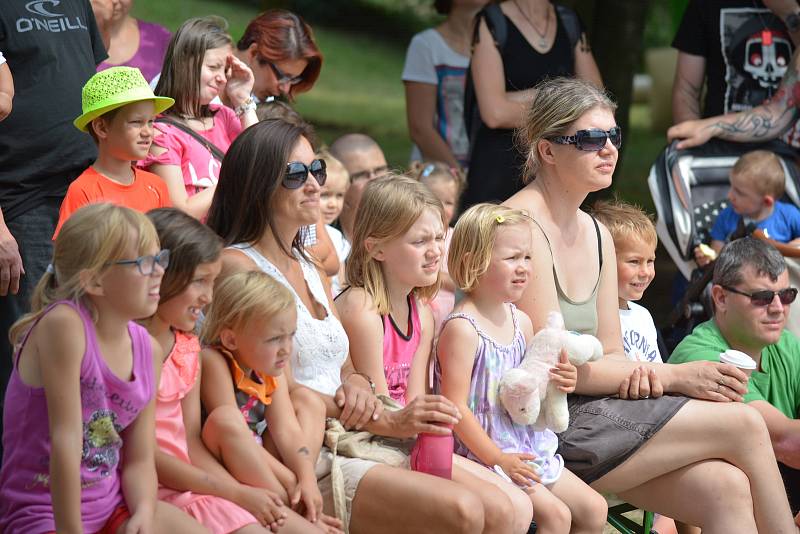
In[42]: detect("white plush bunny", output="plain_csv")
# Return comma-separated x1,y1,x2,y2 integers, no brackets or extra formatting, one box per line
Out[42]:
499,311,603,433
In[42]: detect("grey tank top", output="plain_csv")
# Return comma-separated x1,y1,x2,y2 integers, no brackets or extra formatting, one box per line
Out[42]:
531,216,602,336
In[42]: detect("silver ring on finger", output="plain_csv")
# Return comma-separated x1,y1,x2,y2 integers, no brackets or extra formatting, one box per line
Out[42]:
641,395,649,399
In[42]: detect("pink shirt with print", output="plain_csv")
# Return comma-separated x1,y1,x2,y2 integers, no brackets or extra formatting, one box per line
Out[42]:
141,104,242,196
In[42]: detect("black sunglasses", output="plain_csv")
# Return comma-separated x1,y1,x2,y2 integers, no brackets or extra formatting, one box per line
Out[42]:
549,127,622,151
720,285,798,306
284,159,327,189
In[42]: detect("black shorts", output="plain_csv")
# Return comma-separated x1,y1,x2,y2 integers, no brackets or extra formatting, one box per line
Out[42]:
557,394,690,483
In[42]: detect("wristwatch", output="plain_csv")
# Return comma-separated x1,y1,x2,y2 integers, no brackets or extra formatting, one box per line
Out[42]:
786,11,800,33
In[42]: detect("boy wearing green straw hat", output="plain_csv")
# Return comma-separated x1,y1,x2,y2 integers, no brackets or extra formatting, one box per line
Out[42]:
54,66,175,238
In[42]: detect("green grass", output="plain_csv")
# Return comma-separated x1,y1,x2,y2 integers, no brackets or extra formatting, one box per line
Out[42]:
133,0,667,192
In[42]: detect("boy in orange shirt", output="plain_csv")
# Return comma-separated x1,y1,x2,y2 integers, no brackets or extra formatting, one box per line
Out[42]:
54,66,174,237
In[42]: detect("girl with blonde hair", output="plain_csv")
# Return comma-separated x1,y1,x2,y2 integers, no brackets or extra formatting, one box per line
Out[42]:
336,176,534,533
0,204,206,533
437,202,607,533
506,76,799,532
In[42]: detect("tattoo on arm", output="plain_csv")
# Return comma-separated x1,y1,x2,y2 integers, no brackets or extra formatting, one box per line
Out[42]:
709,67,800,142
297,446,310,456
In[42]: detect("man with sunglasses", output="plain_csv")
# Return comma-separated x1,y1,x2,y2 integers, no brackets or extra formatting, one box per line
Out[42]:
671,237,800,513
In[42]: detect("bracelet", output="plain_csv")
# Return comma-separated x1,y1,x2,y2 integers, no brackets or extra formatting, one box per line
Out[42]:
235,96,256,117
345,372,376,394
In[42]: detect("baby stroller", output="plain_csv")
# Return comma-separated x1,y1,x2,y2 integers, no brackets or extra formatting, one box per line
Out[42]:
647,138,800,349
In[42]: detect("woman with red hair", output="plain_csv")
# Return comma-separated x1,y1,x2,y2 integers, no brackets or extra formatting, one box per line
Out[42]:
233,10,322,102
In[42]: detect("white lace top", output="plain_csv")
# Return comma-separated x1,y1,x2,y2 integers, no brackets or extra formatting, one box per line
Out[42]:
229,243,349,396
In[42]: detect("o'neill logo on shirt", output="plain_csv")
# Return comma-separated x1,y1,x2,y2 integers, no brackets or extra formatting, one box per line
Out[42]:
16,0,87,33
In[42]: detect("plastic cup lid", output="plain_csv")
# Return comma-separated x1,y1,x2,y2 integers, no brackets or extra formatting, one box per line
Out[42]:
719,349,757,369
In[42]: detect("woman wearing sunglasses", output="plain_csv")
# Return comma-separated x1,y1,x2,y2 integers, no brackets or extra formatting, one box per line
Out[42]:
208,119,518,534
505,77,799,532
462,0,602,210
233,10,322,103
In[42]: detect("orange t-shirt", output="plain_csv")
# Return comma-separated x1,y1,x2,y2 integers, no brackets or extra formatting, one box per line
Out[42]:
54,166,171,238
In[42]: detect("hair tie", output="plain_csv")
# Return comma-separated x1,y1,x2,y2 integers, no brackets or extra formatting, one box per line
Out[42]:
45,264,54,274
495,215,506,224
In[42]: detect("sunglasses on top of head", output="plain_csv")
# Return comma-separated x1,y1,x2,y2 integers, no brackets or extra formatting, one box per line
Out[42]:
283,158,327,189
720,285,798,306
548,126,622,152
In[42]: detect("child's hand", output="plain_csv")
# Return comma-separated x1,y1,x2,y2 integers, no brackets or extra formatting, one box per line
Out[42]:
384,394,461,439
121,509,154,534
550,349,577,393
496,452,541,487
225,55,255,108
694,244,715,267
618,366,663,400
317,513,344,534
291,473,324,524
236,485,287,530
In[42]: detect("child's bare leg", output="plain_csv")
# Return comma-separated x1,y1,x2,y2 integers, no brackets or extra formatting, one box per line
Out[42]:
593,400,794,533
452,454,533,534
547,468,607,534
202,405,287,500
233,515,326,534
451,459,516,534
525,484,571,534
138,501,210,534
617,459,756,534
290,385,326,462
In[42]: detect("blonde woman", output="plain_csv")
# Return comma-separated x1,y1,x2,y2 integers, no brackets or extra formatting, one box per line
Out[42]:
505,76,799,532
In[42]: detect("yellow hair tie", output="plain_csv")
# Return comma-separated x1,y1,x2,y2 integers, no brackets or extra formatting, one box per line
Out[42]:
495,215,505,223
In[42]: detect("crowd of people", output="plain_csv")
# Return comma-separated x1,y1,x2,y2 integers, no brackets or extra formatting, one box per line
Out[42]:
3,0,800,533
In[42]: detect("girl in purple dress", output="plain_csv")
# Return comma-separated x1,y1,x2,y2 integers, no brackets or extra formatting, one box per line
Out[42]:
436,203,608,533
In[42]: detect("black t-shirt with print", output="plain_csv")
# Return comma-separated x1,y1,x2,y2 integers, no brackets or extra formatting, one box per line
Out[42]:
0,0,107,222
673,0,793,117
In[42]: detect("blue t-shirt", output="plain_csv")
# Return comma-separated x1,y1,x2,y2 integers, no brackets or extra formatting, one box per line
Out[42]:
710,201,800,243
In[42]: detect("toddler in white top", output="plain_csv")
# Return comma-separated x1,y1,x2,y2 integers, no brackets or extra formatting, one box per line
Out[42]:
592,199,663,363
318,149,350,296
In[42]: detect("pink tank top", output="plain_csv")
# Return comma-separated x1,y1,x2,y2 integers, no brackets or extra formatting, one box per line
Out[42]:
0,300,155,534
382,294,421,405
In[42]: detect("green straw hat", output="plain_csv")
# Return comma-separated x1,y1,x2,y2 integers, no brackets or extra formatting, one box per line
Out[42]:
74,66,174,132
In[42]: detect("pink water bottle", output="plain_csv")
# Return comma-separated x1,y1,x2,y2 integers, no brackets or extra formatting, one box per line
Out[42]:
410,424,453,479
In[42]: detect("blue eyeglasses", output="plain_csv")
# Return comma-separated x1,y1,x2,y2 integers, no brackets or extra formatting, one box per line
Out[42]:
109,249,170,276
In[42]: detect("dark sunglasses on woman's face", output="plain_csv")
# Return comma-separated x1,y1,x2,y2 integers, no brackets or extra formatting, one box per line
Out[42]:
548,126,622,152
268,62,304,86
721,285,798,306
283,159,327,189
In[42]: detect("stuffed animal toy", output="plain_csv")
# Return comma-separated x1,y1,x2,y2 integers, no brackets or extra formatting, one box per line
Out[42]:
499,311,603,433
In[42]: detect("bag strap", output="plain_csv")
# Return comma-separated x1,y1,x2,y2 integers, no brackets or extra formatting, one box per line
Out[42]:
555,4,581,50
155,115,226,161
475,3,509,52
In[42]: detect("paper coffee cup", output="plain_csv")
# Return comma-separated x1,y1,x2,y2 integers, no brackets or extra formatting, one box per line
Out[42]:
719,349,757,376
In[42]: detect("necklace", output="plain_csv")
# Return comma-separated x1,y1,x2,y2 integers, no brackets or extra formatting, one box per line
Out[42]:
513,0,551,49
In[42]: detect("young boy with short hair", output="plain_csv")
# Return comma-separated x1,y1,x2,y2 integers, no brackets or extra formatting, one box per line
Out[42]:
318,148,350,296
592,199,663,363
695,149,800,265
53,66,174,237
